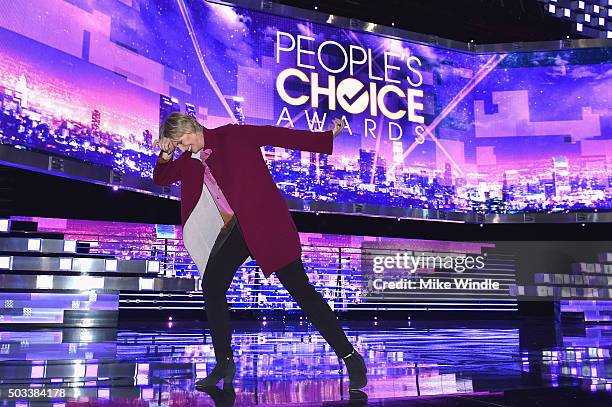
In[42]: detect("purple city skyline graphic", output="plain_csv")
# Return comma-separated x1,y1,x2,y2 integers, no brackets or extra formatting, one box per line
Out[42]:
0,0,610,214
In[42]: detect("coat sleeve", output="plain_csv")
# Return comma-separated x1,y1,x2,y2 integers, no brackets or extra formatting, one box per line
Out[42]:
152,152,182,186
234,124,334,155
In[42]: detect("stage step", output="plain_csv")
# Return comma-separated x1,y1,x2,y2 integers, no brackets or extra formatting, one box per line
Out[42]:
0,236,110,258
514,250,612,323
0,274,195,291
510,284,612,299
0,290,118,326
0,330,118,360
0,254,160,274
560,300,612,323
0,219,65,239
572,262,612,275
597,252,612,263
535,273,612,287
0,218,194,328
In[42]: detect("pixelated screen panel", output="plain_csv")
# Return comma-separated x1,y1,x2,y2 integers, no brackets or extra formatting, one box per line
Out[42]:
0,1,609,213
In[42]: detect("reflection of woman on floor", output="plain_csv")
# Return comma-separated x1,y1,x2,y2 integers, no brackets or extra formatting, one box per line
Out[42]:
153,113,367,390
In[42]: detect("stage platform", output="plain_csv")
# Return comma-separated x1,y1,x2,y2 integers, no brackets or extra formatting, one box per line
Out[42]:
0,320,610,406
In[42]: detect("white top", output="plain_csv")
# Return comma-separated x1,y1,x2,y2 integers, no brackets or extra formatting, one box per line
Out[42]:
182,152,253,276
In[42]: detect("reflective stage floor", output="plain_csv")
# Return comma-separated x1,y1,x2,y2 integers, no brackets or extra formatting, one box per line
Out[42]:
0,320,610,406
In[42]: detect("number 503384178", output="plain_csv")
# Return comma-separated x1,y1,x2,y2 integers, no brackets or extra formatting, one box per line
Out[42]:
4,387,70,399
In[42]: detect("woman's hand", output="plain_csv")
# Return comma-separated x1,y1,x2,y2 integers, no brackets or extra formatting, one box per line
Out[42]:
154,137,177,158
327,118,345,138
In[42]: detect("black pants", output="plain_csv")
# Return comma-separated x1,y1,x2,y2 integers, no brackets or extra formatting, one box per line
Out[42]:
201,216,354,362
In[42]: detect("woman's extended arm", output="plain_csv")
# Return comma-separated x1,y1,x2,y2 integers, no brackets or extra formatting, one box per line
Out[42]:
233,124,334,154
232,118,344,154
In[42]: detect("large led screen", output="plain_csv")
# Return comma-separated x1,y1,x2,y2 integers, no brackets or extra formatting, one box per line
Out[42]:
0,0,610,214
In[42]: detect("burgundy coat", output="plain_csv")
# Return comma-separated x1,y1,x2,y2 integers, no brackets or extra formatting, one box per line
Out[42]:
153,124,334,278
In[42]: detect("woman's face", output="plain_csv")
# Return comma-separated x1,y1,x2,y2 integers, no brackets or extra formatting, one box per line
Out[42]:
176,131,201,153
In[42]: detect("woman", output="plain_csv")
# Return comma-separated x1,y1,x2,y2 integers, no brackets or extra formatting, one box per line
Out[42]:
153,113,367,390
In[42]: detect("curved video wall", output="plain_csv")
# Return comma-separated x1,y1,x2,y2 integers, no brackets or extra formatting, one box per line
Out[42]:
0,0,610,214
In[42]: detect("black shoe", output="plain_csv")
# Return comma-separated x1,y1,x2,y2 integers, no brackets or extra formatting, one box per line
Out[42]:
341,349,368,390
348,389,368,406
195,357,236,387
197,383,236,407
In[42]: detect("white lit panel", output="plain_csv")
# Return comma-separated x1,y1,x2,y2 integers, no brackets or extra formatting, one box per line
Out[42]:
36,275,53,289
59,258,73,271
139,278,155,290
27,238,42,251
105,259,118,272
63,240,77,253
146,260,160,273
0,256,12,269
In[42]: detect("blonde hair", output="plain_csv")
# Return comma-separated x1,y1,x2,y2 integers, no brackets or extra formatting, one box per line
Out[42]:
159,112,203,141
